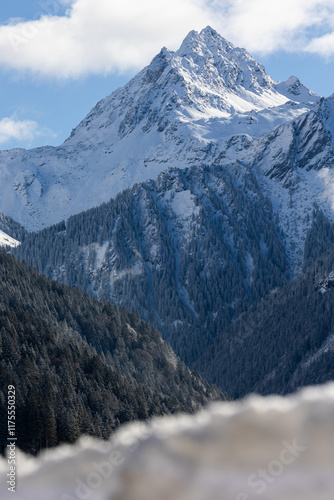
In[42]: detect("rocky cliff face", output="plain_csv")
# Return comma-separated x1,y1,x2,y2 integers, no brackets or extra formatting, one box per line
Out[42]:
238,94,334,273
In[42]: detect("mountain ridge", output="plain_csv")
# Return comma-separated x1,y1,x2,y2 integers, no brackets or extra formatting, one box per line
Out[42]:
4,26,334,401
0,27,319,232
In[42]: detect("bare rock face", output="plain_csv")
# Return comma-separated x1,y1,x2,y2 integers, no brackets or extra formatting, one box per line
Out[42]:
1,383,334,500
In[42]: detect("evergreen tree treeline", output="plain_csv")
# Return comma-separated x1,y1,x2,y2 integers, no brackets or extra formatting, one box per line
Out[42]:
196,214,334,398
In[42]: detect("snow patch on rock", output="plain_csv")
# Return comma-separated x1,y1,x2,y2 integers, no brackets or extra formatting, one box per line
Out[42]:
0,229,20,248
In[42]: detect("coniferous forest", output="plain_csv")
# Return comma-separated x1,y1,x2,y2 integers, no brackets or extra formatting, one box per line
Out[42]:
13,164,289,370
0,250,223,455
7,174,334,406
197,215,334,397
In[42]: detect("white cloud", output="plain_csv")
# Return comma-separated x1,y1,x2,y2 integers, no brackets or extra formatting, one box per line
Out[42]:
0,0,215,78
0,0,333,79
306,31,334,57
0,117,56,146
215,0,334,54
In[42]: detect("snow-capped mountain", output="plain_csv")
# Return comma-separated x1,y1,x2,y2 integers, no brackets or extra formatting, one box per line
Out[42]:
6,25,334,463
231,94,334,273
0,26,319,232
65,26,317,148
6,26,334,396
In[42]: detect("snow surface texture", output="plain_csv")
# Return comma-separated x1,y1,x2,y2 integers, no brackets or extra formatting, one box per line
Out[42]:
1,383,334,500
0,27,318,233
0,229,20,247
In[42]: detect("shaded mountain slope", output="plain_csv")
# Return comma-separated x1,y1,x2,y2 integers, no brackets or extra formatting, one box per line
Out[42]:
13,162,289,367
0,250,223,455
234,94,334,274
196,215,334,397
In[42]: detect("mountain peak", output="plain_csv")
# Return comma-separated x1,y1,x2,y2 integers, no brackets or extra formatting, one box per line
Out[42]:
0,27,320,231
177,26,234,57
200,25,235,51
175,27,274,95
63,27,319,159
201,25,220,36
286,75,299,84
275,75,319,105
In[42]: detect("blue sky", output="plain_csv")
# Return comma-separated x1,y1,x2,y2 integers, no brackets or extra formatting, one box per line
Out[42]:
0,0,334,150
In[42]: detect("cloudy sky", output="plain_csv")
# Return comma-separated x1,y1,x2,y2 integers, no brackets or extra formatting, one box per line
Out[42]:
1,0,334,149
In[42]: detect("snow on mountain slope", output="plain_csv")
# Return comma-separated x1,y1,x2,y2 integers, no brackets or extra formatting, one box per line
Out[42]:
229,94,334,274
0,229,20,247
0,27,318,231
65,26,314,147
275,75,319,105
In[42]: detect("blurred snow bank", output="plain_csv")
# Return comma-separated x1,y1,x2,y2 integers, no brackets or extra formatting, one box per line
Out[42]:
1,383,334,499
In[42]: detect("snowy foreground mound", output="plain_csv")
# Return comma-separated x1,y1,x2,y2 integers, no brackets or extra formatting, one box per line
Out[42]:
2,384,334,500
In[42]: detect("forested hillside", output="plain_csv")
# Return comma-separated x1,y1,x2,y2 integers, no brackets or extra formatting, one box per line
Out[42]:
0,210,27,243
197,213,334,397
0,251,223,455
13,163,289,368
